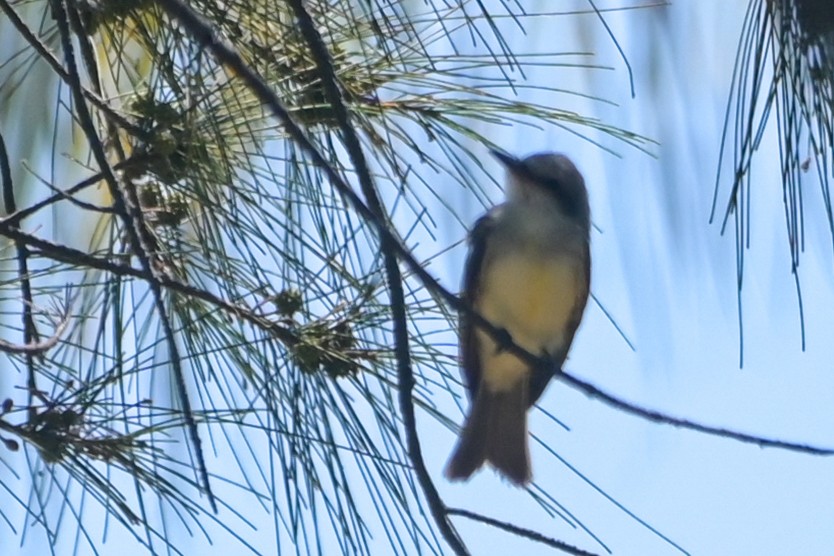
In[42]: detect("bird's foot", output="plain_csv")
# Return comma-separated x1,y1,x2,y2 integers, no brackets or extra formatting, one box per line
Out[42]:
493,327,515,354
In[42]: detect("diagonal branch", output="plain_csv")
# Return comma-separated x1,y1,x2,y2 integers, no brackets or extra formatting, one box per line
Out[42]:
1,154,152,229
0,124,40,411
448,508,601,556
560,371,834,455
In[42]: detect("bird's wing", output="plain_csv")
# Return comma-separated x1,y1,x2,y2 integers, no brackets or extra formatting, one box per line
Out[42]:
459,208,500,400
528,238,591,406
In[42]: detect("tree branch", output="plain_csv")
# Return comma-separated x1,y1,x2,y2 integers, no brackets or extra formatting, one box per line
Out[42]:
0,306,70,356
0,124,40,411
448,508,602,556
559,371,834,455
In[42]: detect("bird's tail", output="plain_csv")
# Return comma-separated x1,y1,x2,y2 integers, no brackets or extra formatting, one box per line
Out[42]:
444,382,530,485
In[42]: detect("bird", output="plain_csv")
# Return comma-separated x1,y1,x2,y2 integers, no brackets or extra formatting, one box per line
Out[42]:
445,150,591,485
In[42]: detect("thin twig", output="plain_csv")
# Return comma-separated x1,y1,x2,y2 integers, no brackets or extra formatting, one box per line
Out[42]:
559,371,834,455
0,306,70,355
587,0,635,98
1,154,152,228
0,125,40,413
448,508,602,556
26,167,116,214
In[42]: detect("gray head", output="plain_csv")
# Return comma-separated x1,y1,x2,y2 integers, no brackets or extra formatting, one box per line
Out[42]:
491,150,590,231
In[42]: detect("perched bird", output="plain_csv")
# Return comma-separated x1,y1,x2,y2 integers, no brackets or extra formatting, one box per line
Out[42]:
445,150,591,485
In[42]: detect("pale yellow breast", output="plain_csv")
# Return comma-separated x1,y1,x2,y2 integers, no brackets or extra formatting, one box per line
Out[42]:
475,253,586,392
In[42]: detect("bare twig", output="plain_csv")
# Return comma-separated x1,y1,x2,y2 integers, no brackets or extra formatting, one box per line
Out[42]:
0,300,71,355
560,371,834,455
1,154,152,228
0,124,40,411
448,508,602,556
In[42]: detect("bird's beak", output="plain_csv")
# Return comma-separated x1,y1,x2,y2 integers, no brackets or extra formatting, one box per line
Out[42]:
490,149,524,173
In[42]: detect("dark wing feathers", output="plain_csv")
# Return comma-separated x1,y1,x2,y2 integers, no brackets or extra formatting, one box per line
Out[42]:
459,209,499,400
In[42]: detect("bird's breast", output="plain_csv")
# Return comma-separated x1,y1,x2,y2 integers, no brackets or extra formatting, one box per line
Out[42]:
475,250,587,392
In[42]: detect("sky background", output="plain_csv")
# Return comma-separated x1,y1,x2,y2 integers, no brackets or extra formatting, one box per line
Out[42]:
3,0,834,555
